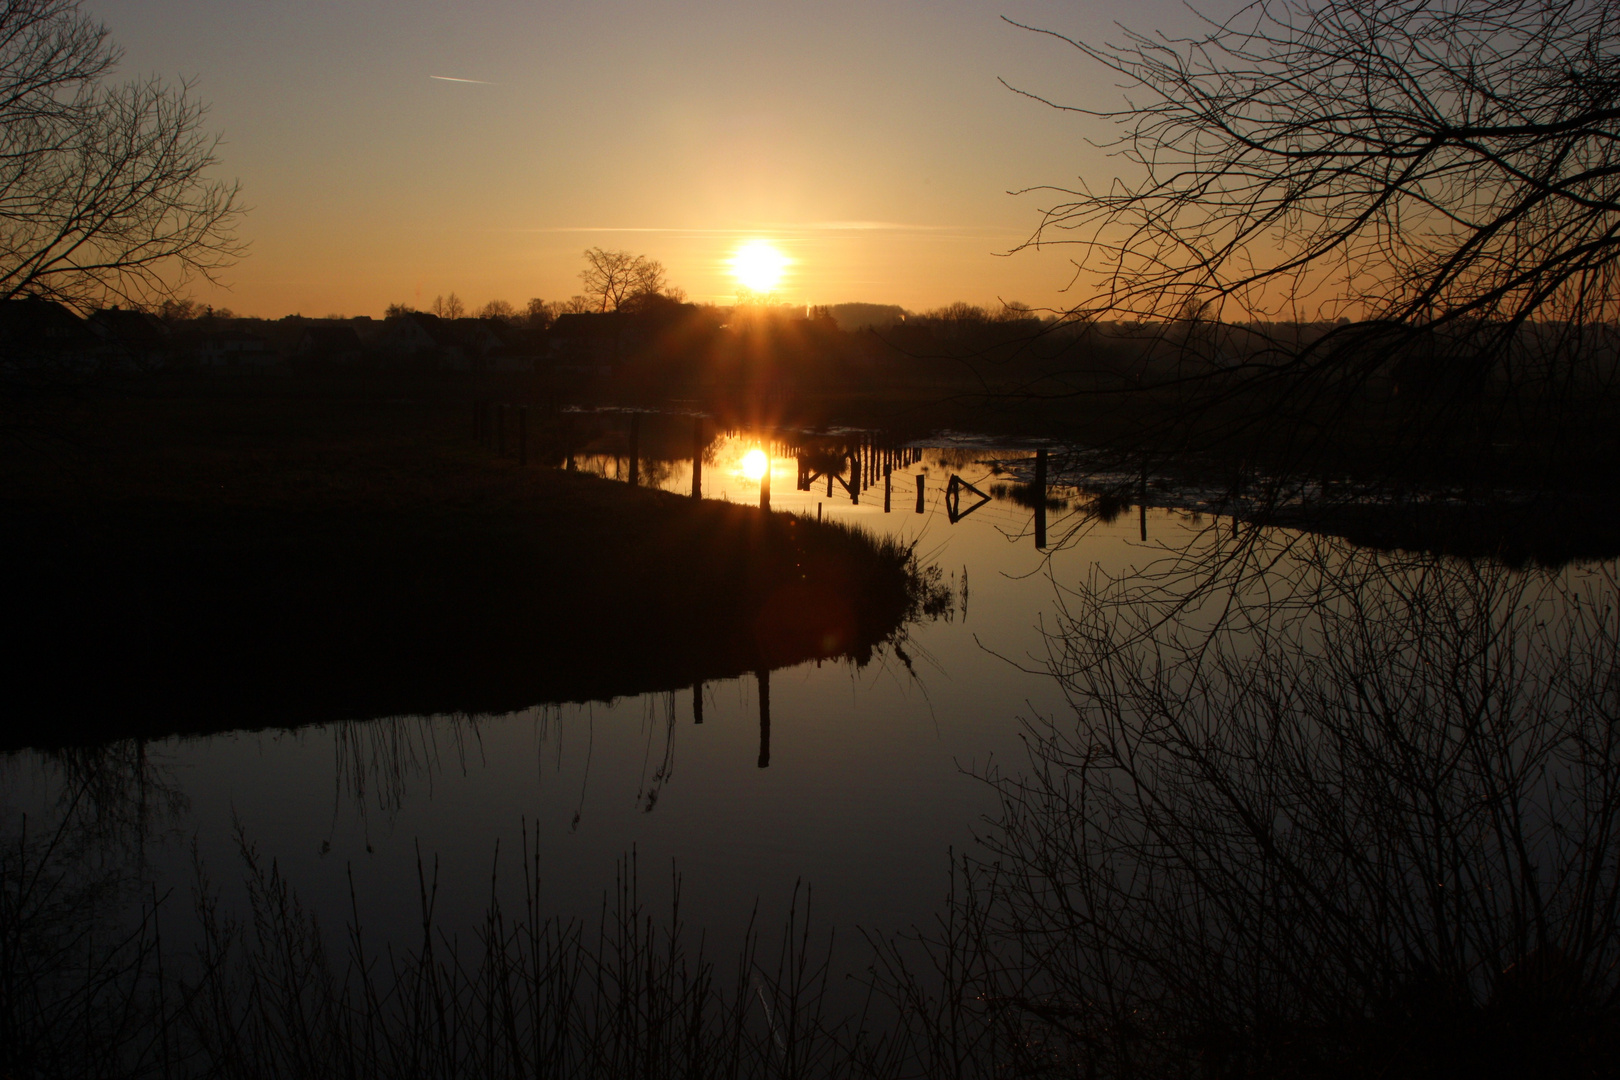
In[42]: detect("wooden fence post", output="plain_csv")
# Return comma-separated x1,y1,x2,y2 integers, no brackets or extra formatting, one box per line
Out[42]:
1139,459,1148,541
916,474,925,513
692,417,704,498
627,412,640,486
1034,447,1047,549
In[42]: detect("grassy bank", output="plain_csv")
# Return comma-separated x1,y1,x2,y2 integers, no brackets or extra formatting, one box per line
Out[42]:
0,388,928,749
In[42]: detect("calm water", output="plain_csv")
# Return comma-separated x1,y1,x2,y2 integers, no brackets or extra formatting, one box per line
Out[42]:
3,423,1601,961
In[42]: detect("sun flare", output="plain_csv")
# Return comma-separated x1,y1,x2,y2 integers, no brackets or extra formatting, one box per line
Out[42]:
741,448,769,481
730,240,789,295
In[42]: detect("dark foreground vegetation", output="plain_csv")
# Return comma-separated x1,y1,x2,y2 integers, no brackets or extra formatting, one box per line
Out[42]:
0,382,936,749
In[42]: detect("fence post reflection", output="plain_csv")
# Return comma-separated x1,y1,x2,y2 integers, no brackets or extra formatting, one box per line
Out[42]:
692,417,703,498
757,668,771,769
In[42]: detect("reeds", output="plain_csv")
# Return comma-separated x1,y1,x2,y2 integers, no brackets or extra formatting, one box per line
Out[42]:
2,795,919,1080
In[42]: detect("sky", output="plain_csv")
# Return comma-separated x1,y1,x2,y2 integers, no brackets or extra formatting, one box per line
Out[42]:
88,0,1205,318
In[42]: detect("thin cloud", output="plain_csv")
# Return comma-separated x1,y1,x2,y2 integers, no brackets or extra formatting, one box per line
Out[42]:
430,75,495,85
512,223,989,236
805,220,953,231
522,226,754,234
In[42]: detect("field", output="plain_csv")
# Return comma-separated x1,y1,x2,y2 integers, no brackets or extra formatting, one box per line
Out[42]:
0,380,922,747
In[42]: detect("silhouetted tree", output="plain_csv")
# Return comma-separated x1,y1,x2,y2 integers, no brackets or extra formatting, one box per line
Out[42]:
579,248,668,312
1009,0,1620,493
523,297,554,328
0,0,243,310
430,292,464,319
1019,0,1620,332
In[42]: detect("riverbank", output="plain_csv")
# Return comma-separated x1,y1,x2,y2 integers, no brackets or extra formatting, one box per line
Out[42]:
0,391,925,749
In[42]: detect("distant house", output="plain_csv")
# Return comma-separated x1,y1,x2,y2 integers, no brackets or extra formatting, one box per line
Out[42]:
89,307,171,367
548,313,626,374
297,324,365,364
378,312,536,370
379,312,470,368
192,330,277,370
461,318,544,372
0,298,107,372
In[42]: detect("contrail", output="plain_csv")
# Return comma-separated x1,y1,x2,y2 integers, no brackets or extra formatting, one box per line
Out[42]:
430,75,495,85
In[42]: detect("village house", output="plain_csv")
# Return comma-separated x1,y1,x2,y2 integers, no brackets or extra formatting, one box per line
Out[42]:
0,297,116,373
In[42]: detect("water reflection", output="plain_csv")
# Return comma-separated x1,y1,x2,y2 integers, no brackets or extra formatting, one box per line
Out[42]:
330,711,490,819
882,530,1620,1077
13,405,1620,1072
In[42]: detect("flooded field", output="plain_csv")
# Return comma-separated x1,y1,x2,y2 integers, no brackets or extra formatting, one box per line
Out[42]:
7,409,1617,1075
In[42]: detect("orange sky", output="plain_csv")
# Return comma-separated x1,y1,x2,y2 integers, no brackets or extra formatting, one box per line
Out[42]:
90,0,1206,318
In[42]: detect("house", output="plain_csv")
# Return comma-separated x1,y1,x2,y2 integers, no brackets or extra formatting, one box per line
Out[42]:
379,312,470,368
548,312,627,374
89,307,171,367
0,298,108,372
192,329,277,370
297,324,365,364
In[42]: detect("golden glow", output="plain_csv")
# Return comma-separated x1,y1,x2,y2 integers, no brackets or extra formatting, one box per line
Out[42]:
741,448,769,481
729,240,790,295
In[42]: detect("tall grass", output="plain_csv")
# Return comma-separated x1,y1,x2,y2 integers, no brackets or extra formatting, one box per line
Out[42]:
2,801,915,1079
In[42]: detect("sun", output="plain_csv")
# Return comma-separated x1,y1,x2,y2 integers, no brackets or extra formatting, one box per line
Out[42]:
741,447,769,481
730,240,789,295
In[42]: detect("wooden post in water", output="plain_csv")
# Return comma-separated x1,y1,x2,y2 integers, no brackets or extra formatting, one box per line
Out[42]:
519,406,528,466
627,412,640,486
1034,447,1047,550
884,465,892,512
693,681,704,724
756,669,771,768
1139,460,1148,541
691,417,704,498
826,472,833,498
850,456,859,504
760,451,771,511
916,474,925,513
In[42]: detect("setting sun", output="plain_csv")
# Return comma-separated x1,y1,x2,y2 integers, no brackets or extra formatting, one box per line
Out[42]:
729,241,789,295
740,447,769,481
